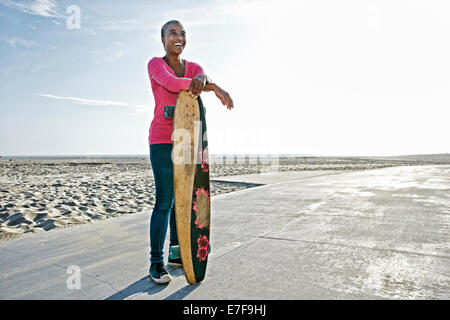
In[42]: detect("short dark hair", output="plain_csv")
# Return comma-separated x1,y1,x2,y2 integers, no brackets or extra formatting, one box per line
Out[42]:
161,20,181,38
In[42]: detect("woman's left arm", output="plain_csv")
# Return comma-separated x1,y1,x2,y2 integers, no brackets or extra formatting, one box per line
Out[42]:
204,83,234,110
187,65,234,110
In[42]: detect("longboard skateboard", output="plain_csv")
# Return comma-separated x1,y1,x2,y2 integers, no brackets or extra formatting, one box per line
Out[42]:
170,91,210,284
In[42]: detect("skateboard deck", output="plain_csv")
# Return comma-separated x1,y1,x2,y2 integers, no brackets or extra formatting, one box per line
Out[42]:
172,91,210,284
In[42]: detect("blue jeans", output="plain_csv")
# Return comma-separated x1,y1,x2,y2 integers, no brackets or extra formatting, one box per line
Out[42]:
149,144,178,264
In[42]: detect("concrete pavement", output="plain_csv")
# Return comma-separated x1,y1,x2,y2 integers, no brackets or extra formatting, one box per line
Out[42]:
212,169,346,185
0,165,449,299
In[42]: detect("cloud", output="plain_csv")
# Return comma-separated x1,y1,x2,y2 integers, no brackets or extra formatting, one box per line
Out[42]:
38,93,149,113
0,35,37,48
30,64,48,72
94,0,261,33
92,47,126,63
98,18,140,31
0,0,61,17
159,0,274,28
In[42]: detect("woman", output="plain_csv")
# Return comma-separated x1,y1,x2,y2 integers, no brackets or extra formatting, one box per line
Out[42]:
147,20,234,284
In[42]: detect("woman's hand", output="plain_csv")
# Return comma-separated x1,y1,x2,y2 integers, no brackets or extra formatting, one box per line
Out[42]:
187,74,207,98
214,86,234,110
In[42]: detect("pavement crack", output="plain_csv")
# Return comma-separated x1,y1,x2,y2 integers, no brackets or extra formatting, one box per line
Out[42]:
209,237,260,262
213,231,450,260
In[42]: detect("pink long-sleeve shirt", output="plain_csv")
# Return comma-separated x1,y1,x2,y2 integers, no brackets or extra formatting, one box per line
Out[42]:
147,57,204,145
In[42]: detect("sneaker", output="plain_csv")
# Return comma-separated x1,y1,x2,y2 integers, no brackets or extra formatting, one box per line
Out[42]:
149,262,172,284
168,245,183,267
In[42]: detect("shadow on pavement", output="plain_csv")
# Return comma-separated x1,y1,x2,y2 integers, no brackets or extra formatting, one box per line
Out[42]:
105,276,168,300
164,283,202,300
104,267,191,300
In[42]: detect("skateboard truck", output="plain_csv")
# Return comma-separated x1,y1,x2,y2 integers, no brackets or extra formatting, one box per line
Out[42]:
164,105,206,119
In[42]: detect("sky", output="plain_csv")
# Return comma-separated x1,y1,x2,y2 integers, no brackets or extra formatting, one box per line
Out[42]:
0,0,449,157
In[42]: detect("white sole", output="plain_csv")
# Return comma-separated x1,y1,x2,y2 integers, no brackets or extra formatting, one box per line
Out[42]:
151,274,172,284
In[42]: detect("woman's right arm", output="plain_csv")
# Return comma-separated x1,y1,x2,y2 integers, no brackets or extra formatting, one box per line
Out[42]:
148,58,191,93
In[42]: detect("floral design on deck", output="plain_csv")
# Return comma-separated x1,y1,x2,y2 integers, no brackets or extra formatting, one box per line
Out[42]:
199,148,209,173
192,187,210,229
196,235,210,262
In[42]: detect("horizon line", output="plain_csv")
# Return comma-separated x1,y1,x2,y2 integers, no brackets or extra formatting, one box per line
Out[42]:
1,152,449,159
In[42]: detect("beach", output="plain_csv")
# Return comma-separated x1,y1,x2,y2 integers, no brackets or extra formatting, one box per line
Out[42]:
1,154,449,241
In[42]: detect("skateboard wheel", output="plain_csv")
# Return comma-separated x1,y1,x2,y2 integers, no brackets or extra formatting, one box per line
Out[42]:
164,105,175,119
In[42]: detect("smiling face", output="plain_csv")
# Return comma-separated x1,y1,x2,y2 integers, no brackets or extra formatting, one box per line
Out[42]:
161,21,186,55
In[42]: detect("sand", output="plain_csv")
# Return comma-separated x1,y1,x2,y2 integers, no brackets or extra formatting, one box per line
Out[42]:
1,154,449,241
